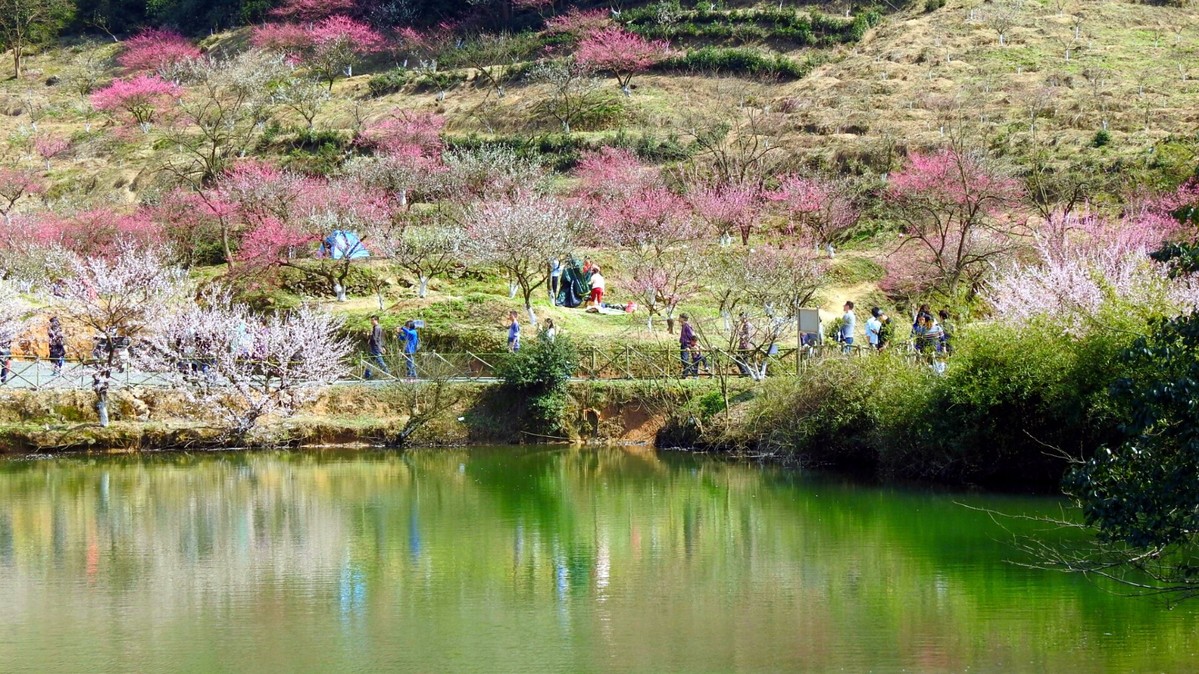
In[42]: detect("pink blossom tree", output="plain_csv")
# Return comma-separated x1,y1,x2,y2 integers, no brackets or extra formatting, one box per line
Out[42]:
117,28,201,76
33,134,70,169
249,22,312,54
768,175,861,255
153,188,231,267
628,252,701,332
885,148,1025,300
356,109,445,157
689,183,762,245
595,186,697,253
987,242,1199,332
305,16,386,86
576,26,670,95
0,168,44,221
31,208,161,257
346,150,446,210
148,289,350,442
572,146,653,203
253,16,386,89
236,177,393,301
545,8,613,39
50,246,190,426
464,192,575,325
90,74,181,127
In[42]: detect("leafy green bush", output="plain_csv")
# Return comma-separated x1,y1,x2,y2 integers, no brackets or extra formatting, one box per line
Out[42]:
496,334,579,436
655,47,820,80
445,131,691,172
621,6,877,47
732,309,1140,488
1091,129,1112,148
368,70,411,97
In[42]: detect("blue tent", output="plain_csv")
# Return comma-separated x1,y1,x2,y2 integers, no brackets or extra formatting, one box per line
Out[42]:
321,230,370,260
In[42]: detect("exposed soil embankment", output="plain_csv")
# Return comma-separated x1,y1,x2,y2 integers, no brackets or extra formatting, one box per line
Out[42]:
0,381,707,453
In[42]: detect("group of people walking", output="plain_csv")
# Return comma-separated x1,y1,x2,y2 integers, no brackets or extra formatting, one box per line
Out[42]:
842,301,953,357
364,315,421,380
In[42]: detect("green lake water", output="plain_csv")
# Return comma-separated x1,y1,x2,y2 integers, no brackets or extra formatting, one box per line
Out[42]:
1,447,1196,673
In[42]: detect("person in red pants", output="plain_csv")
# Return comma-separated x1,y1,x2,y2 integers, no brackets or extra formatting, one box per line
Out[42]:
588,267,606,308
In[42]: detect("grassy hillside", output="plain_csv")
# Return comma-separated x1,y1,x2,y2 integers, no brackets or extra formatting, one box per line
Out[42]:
0,0,1195,349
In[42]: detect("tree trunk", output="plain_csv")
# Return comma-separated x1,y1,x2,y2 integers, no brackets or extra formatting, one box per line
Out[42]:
13,46,21,80
96,393,109,427
526,304,538,327
508,280,518,299
418,275,429,298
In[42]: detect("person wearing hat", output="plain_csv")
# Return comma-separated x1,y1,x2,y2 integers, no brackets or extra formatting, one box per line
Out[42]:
866,307,883,351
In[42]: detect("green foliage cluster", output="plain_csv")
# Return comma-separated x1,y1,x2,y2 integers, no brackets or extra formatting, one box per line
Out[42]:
733,312,1137,489
1062,243,1199,576
1065,310,1199,549
654,47,822,81
621,4,880,47
496,334,579,436
278,263,379,297
367,69,470,97
445,129,691,171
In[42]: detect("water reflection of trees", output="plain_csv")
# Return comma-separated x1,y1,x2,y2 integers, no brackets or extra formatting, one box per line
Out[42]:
0,449,1197,671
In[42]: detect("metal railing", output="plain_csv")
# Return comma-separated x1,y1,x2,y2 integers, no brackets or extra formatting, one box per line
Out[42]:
0,342,943,391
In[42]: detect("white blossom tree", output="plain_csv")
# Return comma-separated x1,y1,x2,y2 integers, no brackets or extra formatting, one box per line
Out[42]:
464,192,575,325
50,247,190,427
0,279,32,353
150,291,350,443
368,217,463,299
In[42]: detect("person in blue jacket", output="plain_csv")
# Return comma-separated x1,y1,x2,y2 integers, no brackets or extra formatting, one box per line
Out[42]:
398,320,420,378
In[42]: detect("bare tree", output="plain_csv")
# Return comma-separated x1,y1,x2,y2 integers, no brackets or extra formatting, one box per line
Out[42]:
163,50,291,186
529,59,607,134
271,74,330,130
369,215,464,299
0,0,73,79
984,0,1018,46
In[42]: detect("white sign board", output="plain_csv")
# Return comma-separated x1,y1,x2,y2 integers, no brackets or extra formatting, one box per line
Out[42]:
798,308,822,336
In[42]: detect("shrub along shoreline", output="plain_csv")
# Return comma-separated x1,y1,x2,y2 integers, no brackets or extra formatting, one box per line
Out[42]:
0,313,1142,496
